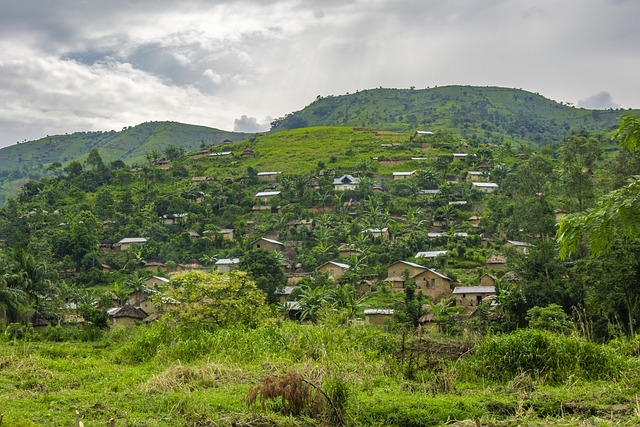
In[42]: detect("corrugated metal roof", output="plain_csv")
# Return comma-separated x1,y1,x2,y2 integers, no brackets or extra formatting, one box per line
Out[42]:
453,286,496,294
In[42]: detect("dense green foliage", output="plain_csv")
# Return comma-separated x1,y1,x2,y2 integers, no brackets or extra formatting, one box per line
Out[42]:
271,86,631,144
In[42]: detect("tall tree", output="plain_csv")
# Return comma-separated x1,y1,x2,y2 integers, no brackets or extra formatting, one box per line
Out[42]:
239,250,287,304
558,114,640,258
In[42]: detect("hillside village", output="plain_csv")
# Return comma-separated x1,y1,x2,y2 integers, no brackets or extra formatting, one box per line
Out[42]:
1,98,640,426
0,118,636,339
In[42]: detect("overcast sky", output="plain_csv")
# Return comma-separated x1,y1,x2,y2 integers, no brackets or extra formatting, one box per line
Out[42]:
0,0,638,148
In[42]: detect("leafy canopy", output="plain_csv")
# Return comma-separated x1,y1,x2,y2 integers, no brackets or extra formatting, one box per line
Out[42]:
163,270,270,328
558,114,640,258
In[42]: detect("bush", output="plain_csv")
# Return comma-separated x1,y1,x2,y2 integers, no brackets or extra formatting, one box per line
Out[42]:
466,328,627,383
526,304,573,335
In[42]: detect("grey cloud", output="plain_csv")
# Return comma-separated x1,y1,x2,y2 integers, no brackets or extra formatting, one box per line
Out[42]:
577,92,620,110
233,115,270,133
0,0,639,149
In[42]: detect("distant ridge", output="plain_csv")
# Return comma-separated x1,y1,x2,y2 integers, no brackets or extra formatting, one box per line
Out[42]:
270,86,634,145
0,121,250,204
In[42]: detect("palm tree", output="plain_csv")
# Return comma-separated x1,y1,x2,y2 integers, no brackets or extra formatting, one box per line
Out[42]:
327,284,366,324
2,248,56,310
0,279,28,324
298,285,328,323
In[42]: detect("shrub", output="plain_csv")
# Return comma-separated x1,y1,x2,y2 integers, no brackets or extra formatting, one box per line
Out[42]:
526,304,573,335
466,328,627,383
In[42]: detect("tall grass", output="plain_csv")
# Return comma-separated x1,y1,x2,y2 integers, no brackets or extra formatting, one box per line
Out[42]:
463,329,630,383
116,318,399,373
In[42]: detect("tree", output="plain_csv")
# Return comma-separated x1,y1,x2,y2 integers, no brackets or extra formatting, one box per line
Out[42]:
526,304,573,335
298,285,328,323
239,250,287,304
164,144,185,160
0,279,28,324
85,148,105,170
163,270,270,327
69,211,101,266
558,114,640,258
2,248,57,310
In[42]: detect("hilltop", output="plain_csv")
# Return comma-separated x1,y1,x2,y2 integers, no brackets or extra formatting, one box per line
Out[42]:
0,121,249,204
271,86,631,144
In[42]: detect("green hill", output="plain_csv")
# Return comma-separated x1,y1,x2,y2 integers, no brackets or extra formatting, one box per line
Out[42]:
0,121,250,204
1,85,637,206
271,86,633,145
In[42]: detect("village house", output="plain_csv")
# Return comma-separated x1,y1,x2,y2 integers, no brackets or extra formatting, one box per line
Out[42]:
188,149,212,159
413,269,452,301
257,171,282,182
392,170,417,181
215,258,240,273
333,175,360,191
217,229,234,240
419,189,442,196
362,227,390,240
555,208,568,221
427,232,468,238
414,130,434,137
191,176,214,184
317,261,350,279
252,205,279,214
468,215,482,228
452,153,468,162
364,309,395,326
481,232,497,248
251,237,285,251
287,272,311,285
480,273,497,287
287,219,314,231
466,171,488,182
504,240,533,254
255,190,281,203
161,213,188,225
145,276,170,288
109,305,148,327
209,151,233,158
127,286,160,316
143,260,166,274
338,244,361,258
176,259,205,271
485,254,508,269
415,250,448,259
384,261,451,300
154,159,171,170
471,182,499,193
453,286,496,307
117,237,148,251
275,286,299,304
386,260,427,288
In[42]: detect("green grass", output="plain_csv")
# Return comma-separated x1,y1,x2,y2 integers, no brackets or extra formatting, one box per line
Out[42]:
2,323,640,427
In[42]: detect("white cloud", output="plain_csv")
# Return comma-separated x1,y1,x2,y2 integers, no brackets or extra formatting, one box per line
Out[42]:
577,91,620,110
0,0,639,147
233,115,271,133
203,69,223,84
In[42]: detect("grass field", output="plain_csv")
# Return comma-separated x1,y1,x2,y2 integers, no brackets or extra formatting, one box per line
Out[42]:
2,321,639,427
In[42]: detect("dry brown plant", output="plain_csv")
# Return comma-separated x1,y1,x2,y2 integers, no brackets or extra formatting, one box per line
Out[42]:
247,371,325,417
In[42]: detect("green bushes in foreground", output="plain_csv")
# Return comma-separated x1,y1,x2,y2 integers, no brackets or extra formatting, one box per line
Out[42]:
465,328,631,383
